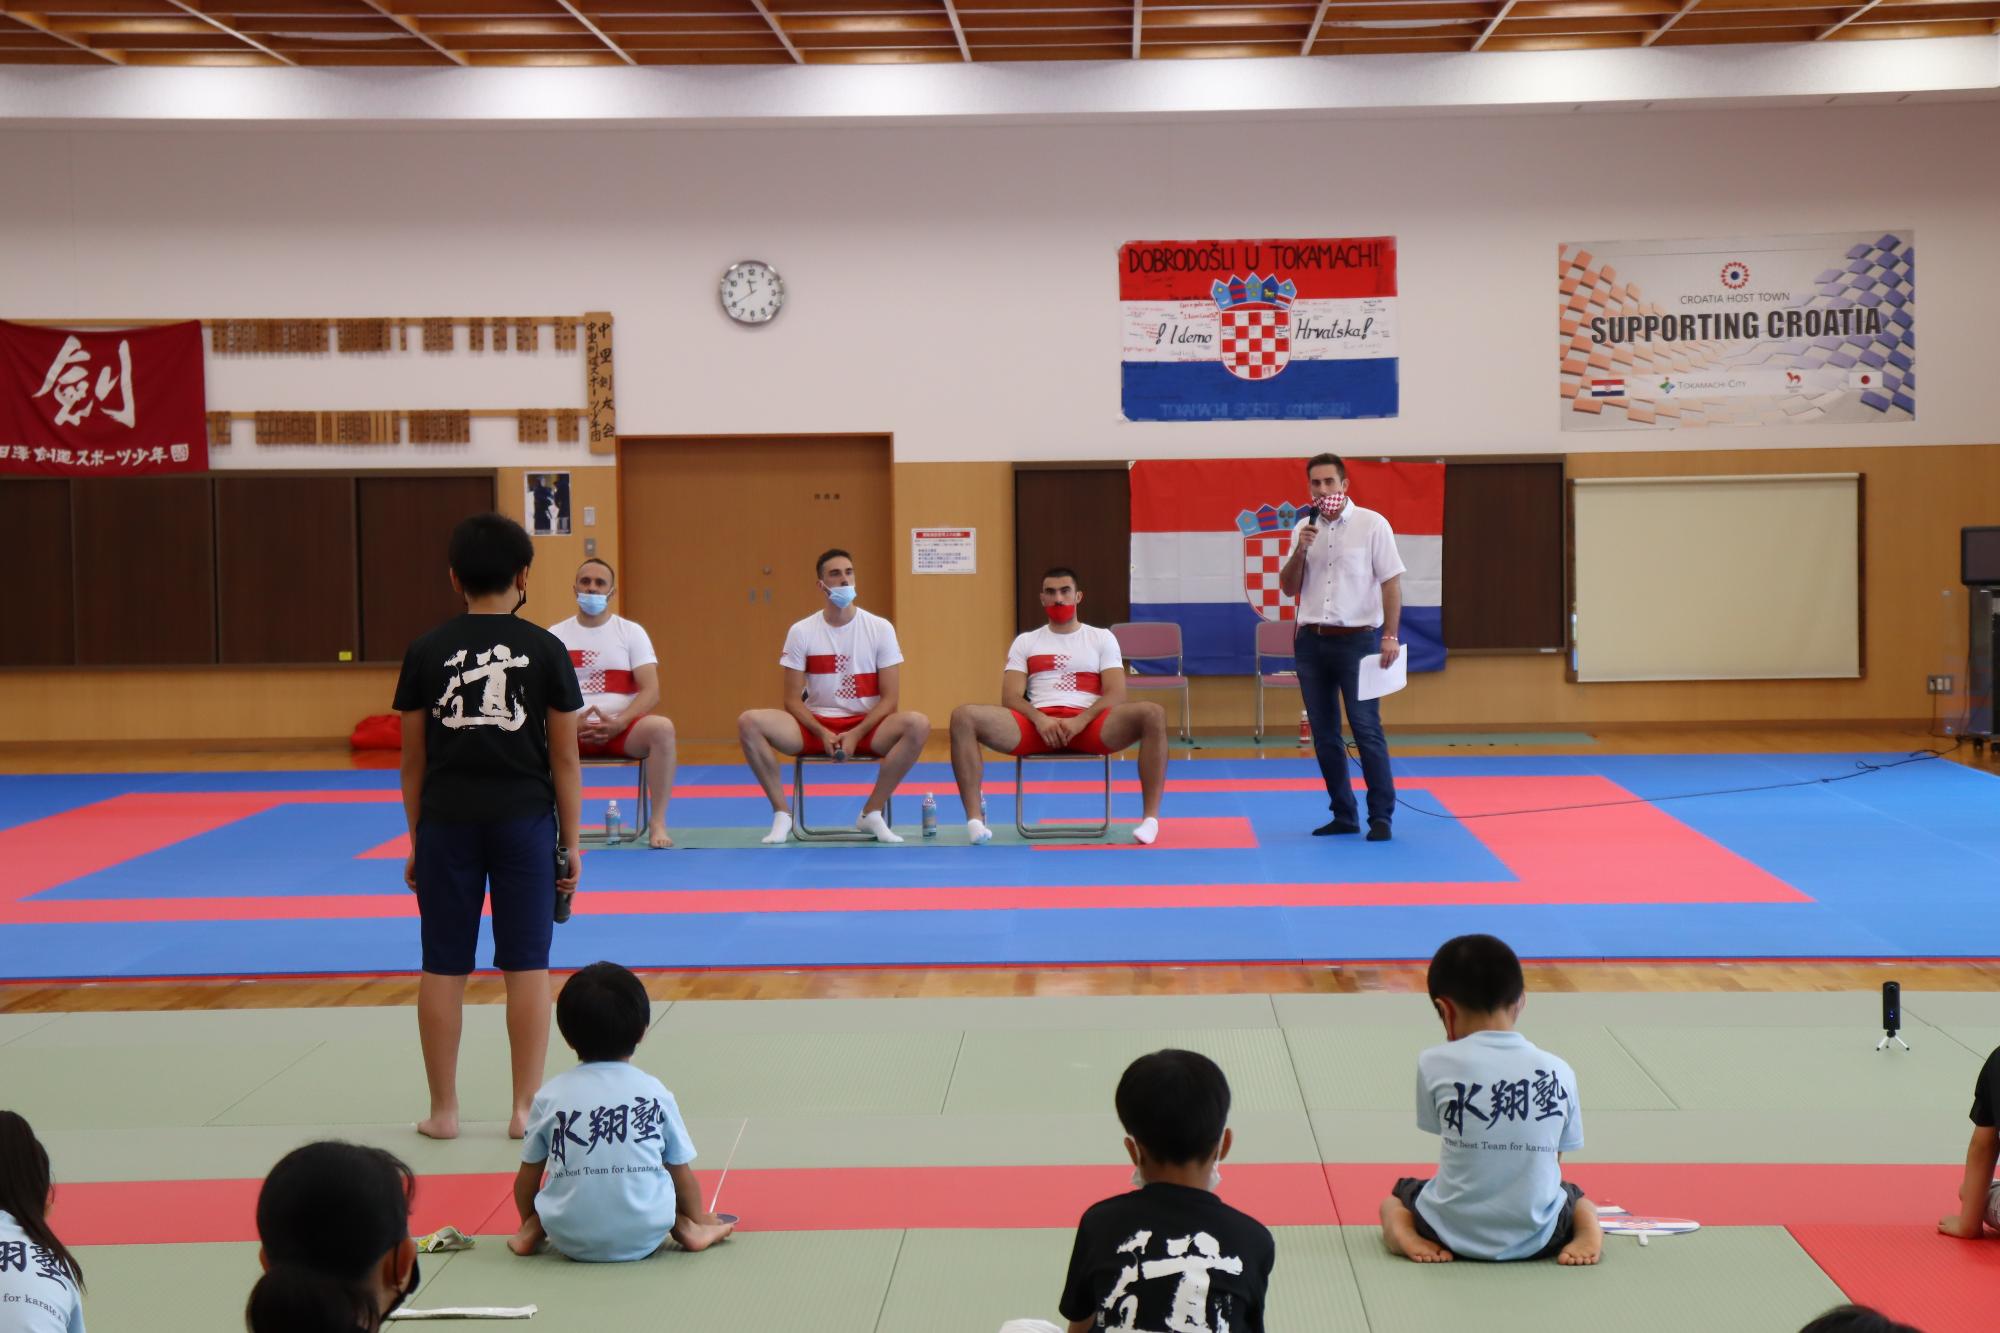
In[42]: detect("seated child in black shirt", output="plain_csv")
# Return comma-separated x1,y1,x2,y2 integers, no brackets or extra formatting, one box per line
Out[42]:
1049,1049,1276,1333
1939,1044,2000,1239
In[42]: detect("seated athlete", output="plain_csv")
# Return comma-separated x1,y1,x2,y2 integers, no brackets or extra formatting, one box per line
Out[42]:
948,566,1167,846
548,558,677,848
736,548,931,844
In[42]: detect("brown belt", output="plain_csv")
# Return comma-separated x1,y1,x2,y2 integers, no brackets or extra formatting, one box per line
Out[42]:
1300,624,1374,636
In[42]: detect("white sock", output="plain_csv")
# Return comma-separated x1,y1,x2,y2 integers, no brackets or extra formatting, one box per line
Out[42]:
966,818,993,845
1132,817,1159,846
857,809,903,844
762,811,794,845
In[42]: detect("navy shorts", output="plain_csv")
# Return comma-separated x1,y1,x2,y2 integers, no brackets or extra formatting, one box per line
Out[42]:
1392,1176,1586,1261
414,812,557,975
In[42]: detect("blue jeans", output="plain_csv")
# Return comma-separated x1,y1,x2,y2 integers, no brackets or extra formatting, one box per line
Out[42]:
1294,626,1395,827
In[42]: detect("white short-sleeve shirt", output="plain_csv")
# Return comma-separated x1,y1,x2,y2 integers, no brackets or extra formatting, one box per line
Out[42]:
1004,624,1124,711
1290,502,1406,629
521,1061,698,1263
1411,1030,1585,1261
779,608,904,719
548,615,658,717
0,1211,85,1333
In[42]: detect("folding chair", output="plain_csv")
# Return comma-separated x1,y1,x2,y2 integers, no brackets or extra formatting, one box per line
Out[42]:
581,755,649,845
1110,621,1191,742
1252,618,1302,744
1014,750,1113,841
791,754,895,842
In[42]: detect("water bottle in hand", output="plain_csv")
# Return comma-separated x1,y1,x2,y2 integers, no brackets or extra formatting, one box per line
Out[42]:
921,793,938,839
604,800,622,844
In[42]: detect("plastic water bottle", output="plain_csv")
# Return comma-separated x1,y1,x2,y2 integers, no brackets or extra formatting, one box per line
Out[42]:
604,800,622,844
921,793,938,839
1298,710,1312,745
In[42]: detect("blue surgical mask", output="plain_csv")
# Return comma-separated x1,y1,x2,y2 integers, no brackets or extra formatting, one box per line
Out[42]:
824,584,857,610
576,592,609,616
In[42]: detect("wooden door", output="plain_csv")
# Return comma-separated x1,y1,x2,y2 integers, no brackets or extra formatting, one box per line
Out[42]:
619,436,893,741
1013,465,1130,632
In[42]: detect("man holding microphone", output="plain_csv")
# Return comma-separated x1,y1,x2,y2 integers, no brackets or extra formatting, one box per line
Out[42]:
1280,453,1404,842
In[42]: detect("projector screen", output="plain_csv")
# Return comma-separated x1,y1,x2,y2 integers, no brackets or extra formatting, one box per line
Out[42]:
1571,473,1862,683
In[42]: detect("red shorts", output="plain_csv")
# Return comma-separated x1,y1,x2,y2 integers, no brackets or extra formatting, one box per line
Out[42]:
801,714,882,757
579,717,640,759
1008,706,1116,757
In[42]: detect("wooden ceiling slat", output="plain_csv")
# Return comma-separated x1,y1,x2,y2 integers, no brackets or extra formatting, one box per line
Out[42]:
1862,0,2000,17
391,0,571,14
797,37,958,50
612,27,784,41
597,11,771,26
786,21,959,37
1512,0,1669,15
1309,28,1473,44
404,14,583,29
1652,18,1812,33
1829,12,1990,27
1309,2,1494,19
960,8,1134,27
780,10,952,27
89,24,281,40
119,43,286,54
1496,11,1659,28
1478,24,1641,38
1675,5,1843,23
966,18,1132,32
0,43,109,55
3,0,129,56
580,0,761,14
224,15,415,31
1321,14,1486,30
972,37,1126,49
1146,18,1309,33
432,26,606,40
1145,4,1316,24
1138,32,1301,46
627,40,787,51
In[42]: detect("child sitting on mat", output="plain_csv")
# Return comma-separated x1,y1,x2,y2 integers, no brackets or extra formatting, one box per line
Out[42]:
0,1112,86,1333
1014,1049,1274,1333
510,961,734,1262
1381,933,1603,1266
248,1141,418,1333
1937,1042,2000,1240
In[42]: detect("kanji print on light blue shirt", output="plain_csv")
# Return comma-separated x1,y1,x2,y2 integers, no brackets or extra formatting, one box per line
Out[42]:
521,1062,697,1262
0,1212,84,1333
1413,1030,1584,1261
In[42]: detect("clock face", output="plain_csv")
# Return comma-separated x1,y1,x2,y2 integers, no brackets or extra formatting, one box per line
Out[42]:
720,261,784,325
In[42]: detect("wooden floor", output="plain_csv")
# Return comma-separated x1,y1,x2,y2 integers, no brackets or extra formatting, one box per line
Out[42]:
1,725,1989,1013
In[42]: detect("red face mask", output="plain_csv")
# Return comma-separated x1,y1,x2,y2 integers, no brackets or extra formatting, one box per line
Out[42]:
1046,603,1078,625
1315,492,1348,520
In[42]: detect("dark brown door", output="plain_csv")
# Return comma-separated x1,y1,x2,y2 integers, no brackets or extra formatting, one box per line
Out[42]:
0,479,75,666
217,475,359,664
1013,465,1130,632
1442,460,1565,650
357,474,497,661
72,476,217,666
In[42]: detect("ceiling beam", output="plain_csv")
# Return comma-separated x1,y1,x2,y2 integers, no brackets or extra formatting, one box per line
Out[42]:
745,0,803,58
1642,0,1700,41
1471,0,1521,46
1298,0,1332,51
940,0,971,56
348,0,469,62
1815,0,1884,33
156,0,299,61
547,0,638,63
2,6,126,60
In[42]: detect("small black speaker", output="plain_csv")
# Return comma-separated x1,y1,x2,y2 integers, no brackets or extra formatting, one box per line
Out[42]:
1882,980,1902,1035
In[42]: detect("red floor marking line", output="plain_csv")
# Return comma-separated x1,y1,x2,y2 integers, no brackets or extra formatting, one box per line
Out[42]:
1787,1224,2000,1333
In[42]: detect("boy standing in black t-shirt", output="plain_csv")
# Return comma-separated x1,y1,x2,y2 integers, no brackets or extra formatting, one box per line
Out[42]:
393,513,585,1143
1939,1044,2000,1239
1050,1050,1275,1333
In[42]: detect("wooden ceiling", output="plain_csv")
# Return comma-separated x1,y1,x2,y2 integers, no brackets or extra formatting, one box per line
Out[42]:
2,0,1996,67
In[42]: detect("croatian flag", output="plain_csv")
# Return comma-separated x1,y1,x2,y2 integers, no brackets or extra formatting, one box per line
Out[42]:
1120,237,1399,422
1129,458,1444,675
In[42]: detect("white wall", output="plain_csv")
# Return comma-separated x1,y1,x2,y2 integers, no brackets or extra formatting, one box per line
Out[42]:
4,101,1996,466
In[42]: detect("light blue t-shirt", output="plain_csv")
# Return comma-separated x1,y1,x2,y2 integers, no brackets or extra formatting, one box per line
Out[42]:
521,1062,697,1262
1413,1030,1584,1261
0,1211,84,1333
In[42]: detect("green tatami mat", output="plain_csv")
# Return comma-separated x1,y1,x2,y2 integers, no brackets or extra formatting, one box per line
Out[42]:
943,1028,1305,1115
1344,1225,1846,1332
658,994,1281,1034
1285,1024,1676,1111
638,1030,963,1115
0,1039,311,1129
722,1108,1321,1169
0,1011,59,1047
873,1228,1075,1333
1272,990,1907,1028
1606,1025,1982,1111
412,1231,902,1333
74,1242,262,1333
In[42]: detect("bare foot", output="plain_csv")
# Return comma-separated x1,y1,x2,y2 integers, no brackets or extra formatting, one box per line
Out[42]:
508,1214,547,1257
1558,1202,1603,1266
671,1214,736,1252
1381,1199,1454,1263
416,1113,459,1140
648,825,674,849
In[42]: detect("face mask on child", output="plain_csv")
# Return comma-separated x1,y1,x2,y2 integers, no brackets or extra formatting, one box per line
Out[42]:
576,592,609,616
822,583,858,610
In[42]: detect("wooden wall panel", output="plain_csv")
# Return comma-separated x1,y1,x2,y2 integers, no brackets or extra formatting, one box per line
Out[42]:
72,476,217,666
1014,466,1128,633
217,476,359,665
497,466,621,633
892,461,1017,727
0,480,75,667
357,474,496,662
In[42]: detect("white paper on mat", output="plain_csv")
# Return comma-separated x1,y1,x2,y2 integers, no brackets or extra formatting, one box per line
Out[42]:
1357,651,1407,701
388,1307,538,1320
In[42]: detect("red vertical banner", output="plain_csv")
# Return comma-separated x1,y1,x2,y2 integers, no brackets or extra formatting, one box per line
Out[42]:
0,320,209,476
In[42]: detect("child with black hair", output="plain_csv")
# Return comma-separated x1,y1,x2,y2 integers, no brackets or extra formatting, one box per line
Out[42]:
247,1141,419,1333
1937,1042,2000,1240
510,962,734,1262
393,512,586,1141
1381,933,1602,1266
0,1112,85,1333
1048,1050,1274,1333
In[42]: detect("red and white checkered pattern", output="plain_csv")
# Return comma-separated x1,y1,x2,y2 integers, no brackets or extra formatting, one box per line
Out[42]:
1219,306,1291,382
1243,532,1296,622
